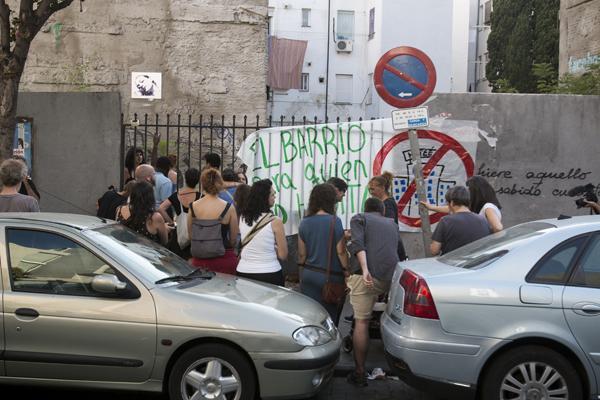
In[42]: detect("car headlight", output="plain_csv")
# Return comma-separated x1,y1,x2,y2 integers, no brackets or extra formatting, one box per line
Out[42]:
292,326,333,346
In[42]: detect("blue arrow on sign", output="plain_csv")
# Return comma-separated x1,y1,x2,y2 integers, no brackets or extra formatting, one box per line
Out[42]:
382,55,428,100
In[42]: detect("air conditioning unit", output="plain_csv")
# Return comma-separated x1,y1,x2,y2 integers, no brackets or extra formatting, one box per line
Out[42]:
336,40,353,53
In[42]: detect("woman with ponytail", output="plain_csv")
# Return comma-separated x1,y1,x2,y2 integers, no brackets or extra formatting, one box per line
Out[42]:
187,168,239,274
368,171,398,223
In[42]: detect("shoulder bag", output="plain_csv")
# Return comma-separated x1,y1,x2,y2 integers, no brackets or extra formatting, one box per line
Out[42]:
321,216,347,305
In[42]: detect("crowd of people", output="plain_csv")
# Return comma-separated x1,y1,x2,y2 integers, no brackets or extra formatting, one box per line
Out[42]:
98,147,512,387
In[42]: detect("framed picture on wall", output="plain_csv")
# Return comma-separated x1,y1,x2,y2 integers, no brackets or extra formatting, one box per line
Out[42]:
13,117,33,174
131,72,162,100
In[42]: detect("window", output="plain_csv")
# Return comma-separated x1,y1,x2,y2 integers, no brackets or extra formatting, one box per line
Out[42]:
368,8,375,40
366,73,373,105
528,236,587,284
302,8,311,27
7,229,131,297
484,1,492,25
335,74,353,104
300,73,309,92
571,234,600,288
336,10,355,40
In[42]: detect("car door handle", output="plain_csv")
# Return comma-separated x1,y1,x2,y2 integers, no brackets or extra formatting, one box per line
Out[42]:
15,308,39,318
580,304,600,314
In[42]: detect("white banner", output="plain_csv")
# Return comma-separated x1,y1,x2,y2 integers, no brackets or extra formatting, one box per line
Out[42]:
237,118,481,235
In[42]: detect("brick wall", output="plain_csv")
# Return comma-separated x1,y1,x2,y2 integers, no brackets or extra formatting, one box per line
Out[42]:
559,0,600,75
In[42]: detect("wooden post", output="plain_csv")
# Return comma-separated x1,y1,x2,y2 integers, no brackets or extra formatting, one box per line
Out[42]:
408,128,432,257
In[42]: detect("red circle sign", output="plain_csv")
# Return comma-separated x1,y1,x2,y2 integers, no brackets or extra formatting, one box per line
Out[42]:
374,46,437,109
373,130,474,227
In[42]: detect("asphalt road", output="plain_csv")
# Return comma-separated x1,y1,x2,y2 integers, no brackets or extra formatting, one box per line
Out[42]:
5,376,443,400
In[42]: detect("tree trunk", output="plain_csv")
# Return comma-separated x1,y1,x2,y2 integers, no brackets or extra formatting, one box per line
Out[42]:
0,74,20,161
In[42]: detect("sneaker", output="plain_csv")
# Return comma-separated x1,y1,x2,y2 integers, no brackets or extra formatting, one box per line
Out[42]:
346,371,368,387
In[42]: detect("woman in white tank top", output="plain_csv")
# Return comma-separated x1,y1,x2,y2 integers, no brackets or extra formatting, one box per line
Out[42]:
237,179,288,285
467,175,503,233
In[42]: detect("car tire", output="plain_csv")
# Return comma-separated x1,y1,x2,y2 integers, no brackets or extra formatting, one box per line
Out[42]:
168,343,256,400
481,345,583,400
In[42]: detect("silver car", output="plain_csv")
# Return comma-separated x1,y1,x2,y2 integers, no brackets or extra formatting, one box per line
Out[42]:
0,213,340,399
382,215,600,400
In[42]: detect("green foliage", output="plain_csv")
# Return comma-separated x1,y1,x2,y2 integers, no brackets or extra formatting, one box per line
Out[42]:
487,0,559,93
555,62,600,95
532,63,558,93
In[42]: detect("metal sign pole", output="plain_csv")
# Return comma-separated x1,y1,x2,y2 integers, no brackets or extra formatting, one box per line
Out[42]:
408,128,432,257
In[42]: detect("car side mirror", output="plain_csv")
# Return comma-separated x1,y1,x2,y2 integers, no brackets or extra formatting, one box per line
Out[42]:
91,274,127,294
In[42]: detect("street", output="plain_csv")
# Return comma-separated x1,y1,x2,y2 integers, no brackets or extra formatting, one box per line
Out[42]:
7,377,442,400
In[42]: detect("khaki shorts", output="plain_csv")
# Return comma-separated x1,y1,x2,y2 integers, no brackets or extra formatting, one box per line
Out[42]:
346,274,390,320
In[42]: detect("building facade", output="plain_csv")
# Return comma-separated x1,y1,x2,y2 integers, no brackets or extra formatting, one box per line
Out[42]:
472,0,493,92
268,0,472,121
19,0,269,118
559,0,600,76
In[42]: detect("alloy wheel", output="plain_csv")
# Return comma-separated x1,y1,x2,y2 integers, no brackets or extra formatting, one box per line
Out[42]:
180,357,242,400
500,361,568,400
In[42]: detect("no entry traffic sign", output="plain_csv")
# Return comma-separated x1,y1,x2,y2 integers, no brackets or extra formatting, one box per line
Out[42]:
374,46,437,109
373,130,474,228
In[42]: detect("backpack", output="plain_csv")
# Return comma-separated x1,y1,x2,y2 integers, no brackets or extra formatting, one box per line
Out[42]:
190,202,231,259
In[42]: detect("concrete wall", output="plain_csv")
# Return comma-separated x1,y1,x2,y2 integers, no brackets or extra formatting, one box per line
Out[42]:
17,92,121,215
18,0,268,118
559,0,600,75
400,92,600,258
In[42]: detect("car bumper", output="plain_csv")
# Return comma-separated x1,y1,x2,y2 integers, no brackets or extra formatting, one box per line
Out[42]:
381,312,504,399
250,334,341,400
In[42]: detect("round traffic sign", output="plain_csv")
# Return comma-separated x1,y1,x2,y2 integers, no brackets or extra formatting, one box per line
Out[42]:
374,46,437,109
372,130,474,228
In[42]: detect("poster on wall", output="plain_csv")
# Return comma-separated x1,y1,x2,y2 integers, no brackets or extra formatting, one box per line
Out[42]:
237,118,482,234
131,72,162,100
13,117,32,173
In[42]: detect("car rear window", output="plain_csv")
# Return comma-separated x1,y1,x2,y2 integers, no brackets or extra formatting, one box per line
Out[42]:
438,221,556,269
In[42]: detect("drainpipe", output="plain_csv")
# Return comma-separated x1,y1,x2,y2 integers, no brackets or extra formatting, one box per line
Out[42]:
473,0,481,91
325,0,331,122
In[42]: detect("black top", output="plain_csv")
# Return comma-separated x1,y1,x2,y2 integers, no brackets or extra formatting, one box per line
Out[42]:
97,190,127,220
169,191,201,216
116,208,160,243
19,177,40,199
383,198,398,224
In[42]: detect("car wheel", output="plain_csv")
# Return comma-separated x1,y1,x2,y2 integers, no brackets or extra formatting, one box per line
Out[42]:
168,343,256,400
482,345,583,400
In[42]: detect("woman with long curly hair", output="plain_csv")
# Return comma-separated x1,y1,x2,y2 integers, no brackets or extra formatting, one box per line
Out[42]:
298,183,348,324
116,181,169,245
124,147,145,184
237,179,287,285
368,171,398,223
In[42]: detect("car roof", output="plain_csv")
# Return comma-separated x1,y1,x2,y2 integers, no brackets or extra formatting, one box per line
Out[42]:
0,213,117,230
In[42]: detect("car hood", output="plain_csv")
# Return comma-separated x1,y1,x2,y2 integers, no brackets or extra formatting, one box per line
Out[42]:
152,273,330,335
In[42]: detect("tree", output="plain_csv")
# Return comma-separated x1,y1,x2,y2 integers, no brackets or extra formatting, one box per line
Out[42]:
0,0,75,160
487,0,559,93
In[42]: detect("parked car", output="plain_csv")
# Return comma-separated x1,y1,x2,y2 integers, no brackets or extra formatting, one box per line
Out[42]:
0,213,340,400
382,215,600,400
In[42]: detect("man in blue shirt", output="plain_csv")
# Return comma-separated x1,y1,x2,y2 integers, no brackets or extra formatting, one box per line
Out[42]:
154,156,174,209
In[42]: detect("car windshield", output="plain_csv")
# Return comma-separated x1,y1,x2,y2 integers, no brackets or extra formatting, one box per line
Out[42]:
438,221,556,269
85,224,195,282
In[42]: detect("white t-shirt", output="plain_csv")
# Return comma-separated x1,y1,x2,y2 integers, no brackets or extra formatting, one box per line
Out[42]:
479,203,502,222
237,213,281,274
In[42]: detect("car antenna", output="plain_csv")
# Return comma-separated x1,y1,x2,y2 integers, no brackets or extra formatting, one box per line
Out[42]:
557,214,572,220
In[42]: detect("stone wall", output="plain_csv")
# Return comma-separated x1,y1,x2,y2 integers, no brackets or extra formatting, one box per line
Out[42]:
18,0,268,118
559,0,600,75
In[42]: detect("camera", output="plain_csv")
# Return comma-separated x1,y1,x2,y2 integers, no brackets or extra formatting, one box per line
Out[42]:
567,183,598,209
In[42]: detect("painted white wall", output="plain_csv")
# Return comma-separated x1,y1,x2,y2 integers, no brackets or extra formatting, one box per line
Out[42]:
268,0,472,120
